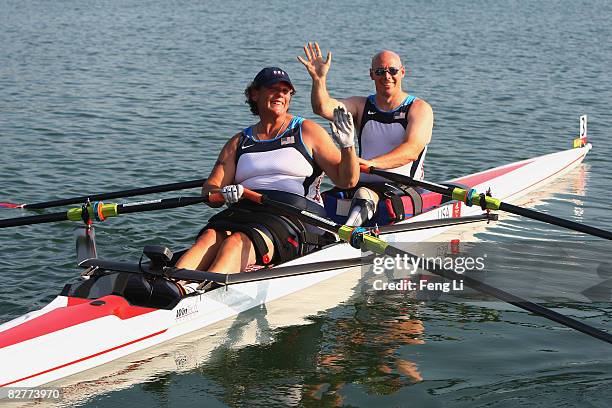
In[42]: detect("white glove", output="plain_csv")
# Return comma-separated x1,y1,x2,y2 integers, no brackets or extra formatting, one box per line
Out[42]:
329,106,355,148
220,184,244,204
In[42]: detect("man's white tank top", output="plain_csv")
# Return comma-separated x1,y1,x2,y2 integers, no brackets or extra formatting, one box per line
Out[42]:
358,95,427,183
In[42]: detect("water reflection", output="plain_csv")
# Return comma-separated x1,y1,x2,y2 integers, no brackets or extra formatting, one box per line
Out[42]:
302,296,425,406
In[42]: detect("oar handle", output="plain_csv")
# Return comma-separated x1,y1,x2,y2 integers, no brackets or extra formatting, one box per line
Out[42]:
242,188,264,204
205,188,263,205
359,164,373,174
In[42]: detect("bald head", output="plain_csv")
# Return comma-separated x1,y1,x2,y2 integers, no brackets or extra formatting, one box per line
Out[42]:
371,50,403,69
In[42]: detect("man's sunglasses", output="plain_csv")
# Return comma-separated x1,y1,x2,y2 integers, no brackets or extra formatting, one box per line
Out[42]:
373,67,402,76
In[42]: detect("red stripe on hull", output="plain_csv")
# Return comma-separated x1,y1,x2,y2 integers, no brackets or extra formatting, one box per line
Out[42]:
1,328,167,387
0,295,156,349
454,161,532,188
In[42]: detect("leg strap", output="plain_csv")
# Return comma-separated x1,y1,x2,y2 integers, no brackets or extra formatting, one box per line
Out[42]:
205,218,273,265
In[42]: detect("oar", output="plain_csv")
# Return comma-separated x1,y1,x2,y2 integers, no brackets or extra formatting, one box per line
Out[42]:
0,192,231,229
375,213,496,235
0,178,207,210
360,165,612,241
80,254,375,285
241,188,612,344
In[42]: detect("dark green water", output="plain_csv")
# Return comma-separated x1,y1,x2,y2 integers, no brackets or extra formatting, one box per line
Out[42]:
1,0,611,406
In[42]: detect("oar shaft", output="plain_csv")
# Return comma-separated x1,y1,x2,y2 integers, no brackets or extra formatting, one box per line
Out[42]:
375,214,496,235
117,196,211,215
0,212,68,228
361,165,453,195
363,166,612,241
81,255,373,286
21,178,208,210
0,194,223,229
499,202,612,240
384,244,612,344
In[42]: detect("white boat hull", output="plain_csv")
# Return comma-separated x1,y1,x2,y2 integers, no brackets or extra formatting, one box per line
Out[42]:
0,144,592,389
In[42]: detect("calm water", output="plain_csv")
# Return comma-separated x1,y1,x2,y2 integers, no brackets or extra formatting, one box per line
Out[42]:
1,0,611,406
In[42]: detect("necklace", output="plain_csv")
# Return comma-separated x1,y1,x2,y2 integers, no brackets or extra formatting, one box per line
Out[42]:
254,116,288,141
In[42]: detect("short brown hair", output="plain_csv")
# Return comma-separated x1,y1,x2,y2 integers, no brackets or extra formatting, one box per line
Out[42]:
244,82,259,115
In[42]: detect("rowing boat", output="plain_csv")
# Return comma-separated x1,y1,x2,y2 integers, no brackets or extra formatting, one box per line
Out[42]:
0,142,594,389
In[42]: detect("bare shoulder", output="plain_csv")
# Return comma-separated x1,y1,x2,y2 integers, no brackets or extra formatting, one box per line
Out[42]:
301,119,340,157
411,98,434,116
301,119,327,143
338,96,366,128
225,132,242,149
341,96,367,116
406,99,434,144
217,132,242,159
343,95,368,105
228,131,242,144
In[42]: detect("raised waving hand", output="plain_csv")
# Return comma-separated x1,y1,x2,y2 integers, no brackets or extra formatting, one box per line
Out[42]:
298,42,332,80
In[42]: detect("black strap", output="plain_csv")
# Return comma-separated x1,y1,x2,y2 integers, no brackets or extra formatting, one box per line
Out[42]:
388,195,406,221
268,213,335,259
401,186,423,216
379,183,424,220
255,214,301,264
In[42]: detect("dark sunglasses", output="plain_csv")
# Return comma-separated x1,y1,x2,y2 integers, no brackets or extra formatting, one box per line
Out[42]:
373,67,401,76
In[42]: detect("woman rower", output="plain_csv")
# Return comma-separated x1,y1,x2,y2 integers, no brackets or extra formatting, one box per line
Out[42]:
176,67,359,273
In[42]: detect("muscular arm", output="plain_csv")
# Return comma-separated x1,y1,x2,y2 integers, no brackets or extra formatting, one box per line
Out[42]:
311,79,365,124
202,133,240,207
312,83,365,127
360,99,434,169
301,120,359,189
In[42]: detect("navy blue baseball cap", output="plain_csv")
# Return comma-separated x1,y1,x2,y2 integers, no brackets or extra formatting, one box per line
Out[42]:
253,67,295,91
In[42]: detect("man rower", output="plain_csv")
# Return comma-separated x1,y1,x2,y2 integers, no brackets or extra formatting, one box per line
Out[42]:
298,43,434,225
175,67,358,274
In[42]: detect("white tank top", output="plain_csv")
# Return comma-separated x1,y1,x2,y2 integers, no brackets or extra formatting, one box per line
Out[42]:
234,116,324,205
358,95,427,183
